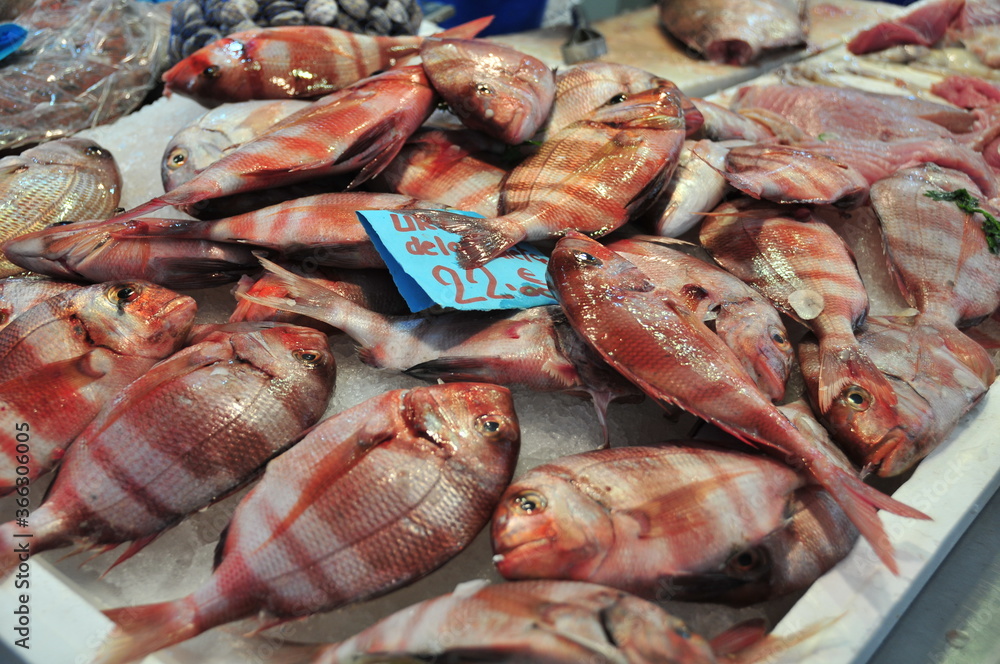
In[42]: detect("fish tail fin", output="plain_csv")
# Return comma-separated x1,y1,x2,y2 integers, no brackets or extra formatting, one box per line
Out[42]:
110,197,173,224
722,615,842,664
817,340,896,413
0,509,71,580
810,461,929,575
409,210,525,269
96,596,204,664
432,16,494,39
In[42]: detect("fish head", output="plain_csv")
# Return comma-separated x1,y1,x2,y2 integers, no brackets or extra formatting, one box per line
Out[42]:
602,594,716,662
586,81,686,132
716,310,793,402
161,126,226,191
491,472,613,580
404,382,520,464
230,324,336,399
545,63,663,137
547,231,655,300
2,219,120,279
12,139,121,206
420,38,555,144
72,281,197,359
162,36,254,105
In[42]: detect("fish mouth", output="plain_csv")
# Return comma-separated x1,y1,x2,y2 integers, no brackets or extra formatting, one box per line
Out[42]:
491,537,551,577
864,427,915,477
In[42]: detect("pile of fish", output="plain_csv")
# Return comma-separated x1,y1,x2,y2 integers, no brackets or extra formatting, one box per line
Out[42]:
1,12,999,664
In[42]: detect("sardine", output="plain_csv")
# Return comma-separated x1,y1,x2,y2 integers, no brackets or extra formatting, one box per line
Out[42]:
161,99,312,192
161,17,492,105
113,65,439,223
420,37,555,144
699,200,897,414
302,580,720,663
372,129,506,217
0,276,80,332
658,0,807,66
94,383,520,664
800,314,995,475
238,258,641,441
0,138,121,276
546,231,928,573
606,235,793,401
0,281,196,383
0,323,335,575
414,81,687,268
2,218,260,290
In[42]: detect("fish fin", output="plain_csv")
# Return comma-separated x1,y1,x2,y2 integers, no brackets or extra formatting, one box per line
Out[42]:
96,596,203,664
99,533,163,579
408,210,525,269
147,257,258,289
109,218,206,240
404,356,488,381
588,390,615,449
816,342,897,414
724,615,842,664
107,197,172,224
432,16,494,39
709,618,768,657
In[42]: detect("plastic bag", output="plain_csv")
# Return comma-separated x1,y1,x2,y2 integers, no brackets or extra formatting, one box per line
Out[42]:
0,0,170,151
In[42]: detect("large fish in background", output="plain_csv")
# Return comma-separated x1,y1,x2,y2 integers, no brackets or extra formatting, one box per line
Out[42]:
658,0,807,66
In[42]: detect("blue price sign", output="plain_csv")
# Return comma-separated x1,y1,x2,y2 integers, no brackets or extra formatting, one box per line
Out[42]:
356,210,557,312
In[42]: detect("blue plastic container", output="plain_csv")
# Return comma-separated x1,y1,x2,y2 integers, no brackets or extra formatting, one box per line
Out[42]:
430,0,547,36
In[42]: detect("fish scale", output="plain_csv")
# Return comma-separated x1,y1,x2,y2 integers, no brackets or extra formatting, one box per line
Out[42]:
0,276,80,332
93,383,519,664
699,200,898,415
0,324,335,572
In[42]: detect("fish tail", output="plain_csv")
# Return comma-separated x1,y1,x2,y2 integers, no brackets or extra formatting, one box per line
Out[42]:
809,461,929,575
95,596,203,664
723,615,841,664
410,210,525,269
0,510,70,580
816,339,896,413
432,16,494,39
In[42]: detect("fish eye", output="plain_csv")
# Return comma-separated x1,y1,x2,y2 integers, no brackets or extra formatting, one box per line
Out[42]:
729,547,765,572
511,490,546,515
476,83,493,95
293,349,324,367
574,251,603,267
49,220,76,227
475,414,504,436
85,146,108,158
842,385,872,411
107,283,142,305
673,625,692,640
202,65,221,79
167,148,188,169
769,327,790,348
607,93,628,105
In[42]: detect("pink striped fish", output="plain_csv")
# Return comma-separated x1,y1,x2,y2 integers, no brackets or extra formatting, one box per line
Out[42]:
700,200,899,415
0,281,196,383
112,65,439,223
413,81,687,268
373,129,507,217
162,17,492,105
0,323,335,577
0,276,80,332
546,231,928,574
92,382,519,664
420,37,555,144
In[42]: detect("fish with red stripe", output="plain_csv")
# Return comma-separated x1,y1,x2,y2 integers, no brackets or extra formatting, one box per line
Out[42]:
0,323,335,578
162,17,493,105
546,231,928,574
92,382,519,664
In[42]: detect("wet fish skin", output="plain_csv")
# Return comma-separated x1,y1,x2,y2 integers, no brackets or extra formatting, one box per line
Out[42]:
94,382,520,664
238,258,641,440
492,444,804,597
0,324,335,571
372,128,506,217
161,17,492,105
800,315,995,476
607,235,793,402
659,0,807,66
416,81,687,268
0,138,121,277
114,65,440,223
2,218,260,290
304,580,718,664
0,276,80,332
700,200,898,415
421,37,555,145
161,99,312,192
0,281,196,384
870,165,1000,327
547,231,928,573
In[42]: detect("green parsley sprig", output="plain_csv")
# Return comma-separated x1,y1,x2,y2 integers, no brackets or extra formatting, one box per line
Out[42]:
924,188,1000,254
